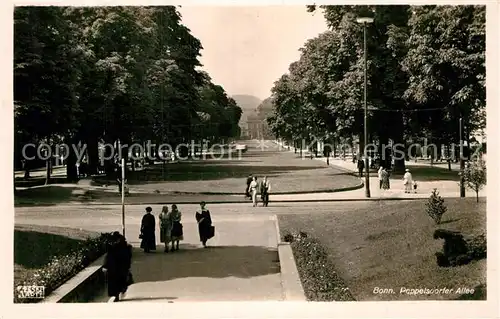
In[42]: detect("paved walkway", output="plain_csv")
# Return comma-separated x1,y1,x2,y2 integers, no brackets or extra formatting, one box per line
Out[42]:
93,214,283,302
15,140,486,205
271,141,486,200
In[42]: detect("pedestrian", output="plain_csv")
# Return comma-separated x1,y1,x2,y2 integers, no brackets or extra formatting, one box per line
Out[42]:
140,206,156,253
413,180,418,193
382,168,390,190
245,174,253,199
169,204,184,251
403,169,413,193
80,157,88,177
102,232,133,302
248,176,259,207
357,157,365,178
261,176,271,207
195,201,214,248
378,166,384,189
117,177,123,195
159,206,172,252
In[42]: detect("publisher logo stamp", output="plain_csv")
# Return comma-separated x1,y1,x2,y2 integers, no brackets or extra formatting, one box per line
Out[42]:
16,285,45,299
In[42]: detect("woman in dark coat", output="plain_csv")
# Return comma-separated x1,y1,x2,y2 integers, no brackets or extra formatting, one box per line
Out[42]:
103,232,132,302
245,174,253,199
140,206,156,253
195,201,213,248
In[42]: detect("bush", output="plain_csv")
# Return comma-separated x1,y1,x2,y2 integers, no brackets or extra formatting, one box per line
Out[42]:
426,188,447,224
282,231,355,301
14,232,114,303
433,229,487,267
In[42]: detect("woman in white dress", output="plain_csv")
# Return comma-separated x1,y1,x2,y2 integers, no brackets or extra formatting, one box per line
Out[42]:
159,206,172,252
403,169,413,193
248,176,259,207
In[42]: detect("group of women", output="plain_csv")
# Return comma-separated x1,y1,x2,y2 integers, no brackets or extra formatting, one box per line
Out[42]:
139,201,215,252
102,202,214,302
378,166,391,190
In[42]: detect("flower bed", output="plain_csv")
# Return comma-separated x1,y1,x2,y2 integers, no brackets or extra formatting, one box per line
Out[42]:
14,232,114,303
283,231,355,301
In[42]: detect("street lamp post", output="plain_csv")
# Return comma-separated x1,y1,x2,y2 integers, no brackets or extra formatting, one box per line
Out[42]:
459,117,466,197
357,16,374,198
121,157,126,237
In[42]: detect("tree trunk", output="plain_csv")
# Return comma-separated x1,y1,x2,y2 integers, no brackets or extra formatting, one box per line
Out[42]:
394,158,405,172
87,137,99,176
24,165,31,179
120,140,130,174
466,125,471,161
45,157,52,185
392,138,405,173
333,138,337,158
66,139,78,182
104,158,115,178
358,133,364,159
103,138,117,178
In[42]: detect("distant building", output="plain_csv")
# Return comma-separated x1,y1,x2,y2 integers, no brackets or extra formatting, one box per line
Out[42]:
245,113,274,139
237,97,275,140
240,124,249,138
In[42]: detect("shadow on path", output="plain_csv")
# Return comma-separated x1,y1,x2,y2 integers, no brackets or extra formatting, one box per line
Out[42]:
123,296,178,302
130,244,280,283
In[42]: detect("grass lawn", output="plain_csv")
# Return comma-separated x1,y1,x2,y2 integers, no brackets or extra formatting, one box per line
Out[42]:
391,164,460,181
14,224,100,286
91,147,361,194
14,185,78,206
279,197,486,301
359,164,460,182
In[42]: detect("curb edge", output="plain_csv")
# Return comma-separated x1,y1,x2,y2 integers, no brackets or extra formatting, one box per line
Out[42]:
274,215,307,302
41,255,105,303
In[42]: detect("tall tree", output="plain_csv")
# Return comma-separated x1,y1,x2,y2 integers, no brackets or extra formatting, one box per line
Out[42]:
14,7,83,182
14,6,239,183
401,5,486,151
270,5,484,173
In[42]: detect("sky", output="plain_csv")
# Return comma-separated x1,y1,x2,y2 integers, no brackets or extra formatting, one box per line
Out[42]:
178,6,328,100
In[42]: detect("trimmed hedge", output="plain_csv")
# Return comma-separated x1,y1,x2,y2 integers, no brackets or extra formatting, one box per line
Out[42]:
14,232,114,303
283,231,355,301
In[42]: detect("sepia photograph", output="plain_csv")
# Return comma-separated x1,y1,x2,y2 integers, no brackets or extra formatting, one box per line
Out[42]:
5,2,497,317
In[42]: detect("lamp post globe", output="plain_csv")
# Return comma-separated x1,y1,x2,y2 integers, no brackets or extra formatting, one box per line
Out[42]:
356,17,374,24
